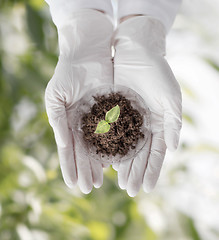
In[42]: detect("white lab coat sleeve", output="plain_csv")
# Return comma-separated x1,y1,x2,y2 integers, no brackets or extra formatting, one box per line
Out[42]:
117,0,182,33
45,0,113,28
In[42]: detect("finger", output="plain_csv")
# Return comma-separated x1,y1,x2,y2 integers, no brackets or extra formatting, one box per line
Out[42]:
76,158,93,194
45,85,77,187
126,134,152,197
102,163,110,168
112,162,120,171
143,132,166,193
118,158,134,190
57,133,78,188
163,97,182,151
74,133,93,194
90,160,103,188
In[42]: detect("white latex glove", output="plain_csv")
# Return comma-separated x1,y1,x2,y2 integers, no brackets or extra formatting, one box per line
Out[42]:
45,9,113,193
113,16,182,197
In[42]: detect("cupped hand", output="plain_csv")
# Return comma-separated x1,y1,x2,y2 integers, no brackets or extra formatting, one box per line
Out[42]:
113,16,182,197
45,9,113,193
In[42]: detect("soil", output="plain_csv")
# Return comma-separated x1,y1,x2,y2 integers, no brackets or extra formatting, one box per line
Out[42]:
81,92,145,156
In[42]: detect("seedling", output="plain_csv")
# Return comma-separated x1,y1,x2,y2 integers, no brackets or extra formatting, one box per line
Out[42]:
94,105,120,134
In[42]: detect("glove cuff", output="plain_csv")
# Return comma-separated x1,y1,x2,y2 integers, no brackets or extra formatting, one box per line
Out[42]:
57,9,113,61
117,0,182,33
47,0,113,28
114,16,166,57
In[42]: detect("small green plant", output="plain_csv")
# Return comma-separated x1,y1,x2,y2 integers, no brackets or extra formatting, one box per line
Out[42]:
94,105,120,134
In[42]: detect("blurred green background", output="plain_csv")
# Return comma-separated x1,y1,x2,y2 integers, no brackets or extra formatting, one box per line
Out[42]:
1,0,219,239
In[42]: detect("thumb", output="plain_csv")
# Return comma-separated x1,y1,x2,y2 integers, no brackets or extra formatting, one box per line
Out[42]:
163,102,182,151
45,81,69,148
45,82,77,186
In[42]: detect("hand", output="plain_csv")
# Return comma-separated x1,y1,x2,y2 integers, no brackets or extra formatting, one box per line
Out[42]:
113,16,182,196
45,9,113,193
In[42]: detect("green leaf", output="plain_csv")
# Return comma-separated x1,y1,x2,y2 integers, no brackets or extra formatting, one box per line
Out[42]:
94,120,110,134
105,105,120,123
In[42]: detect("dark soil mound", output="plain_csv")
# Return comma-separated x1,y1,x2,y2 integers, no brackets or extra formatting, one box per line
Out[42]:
81,92,145,156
